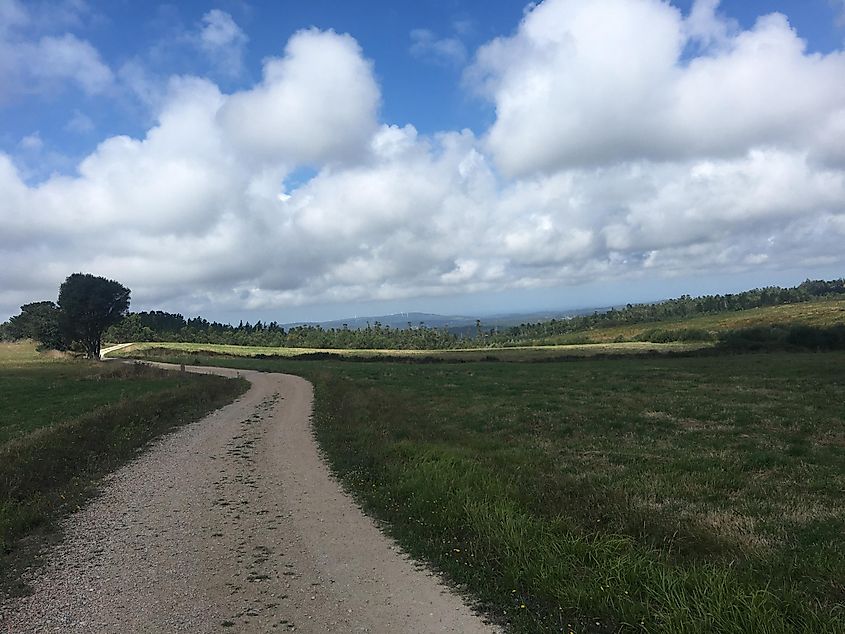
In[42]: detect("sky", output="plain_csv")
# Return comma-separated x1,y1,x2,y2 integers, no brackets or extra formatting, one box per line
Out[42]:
2,0,845,323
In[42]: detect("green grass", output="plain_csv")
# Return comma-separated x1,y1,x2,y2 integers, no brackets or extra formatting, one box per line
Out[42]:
0,341,248,598
132,345,845,633
544,298,845,345
0,346,215,445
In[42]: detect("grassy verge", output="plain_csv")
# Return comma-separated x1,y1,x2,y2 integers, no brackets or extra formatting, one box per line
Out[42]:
131,345,845,633
0,342,248,598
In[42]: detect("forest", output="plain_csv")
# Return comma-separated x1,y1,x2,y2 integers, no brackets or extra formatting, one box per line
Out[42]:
89,278,845,350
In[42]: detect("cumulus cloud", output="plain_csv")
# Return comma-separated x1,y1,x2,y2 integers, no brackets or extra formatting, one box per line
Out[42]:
29,33,112,91
470,0,845,175
117,58,167,111
0,29,383,313
218,29,380,166
0,1,112,101
685,0,735,48
114,9,247,116
1,6,845,320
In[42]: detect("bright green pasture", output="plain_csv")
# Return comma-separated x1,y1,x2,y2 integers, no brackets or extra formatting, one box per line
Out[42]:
0,342,194,444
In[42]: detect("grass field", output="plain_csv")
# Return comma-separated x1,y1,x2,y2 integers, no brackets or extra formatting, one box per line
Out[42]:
109,339,708,362
130,344,845,633
542,298,845,345
0,341,247,597
0,343,214,444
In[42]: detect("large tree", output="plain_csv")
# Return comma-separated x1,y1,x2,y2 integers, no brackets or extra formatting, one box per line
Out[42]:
7,301,65,350
58,273,131,359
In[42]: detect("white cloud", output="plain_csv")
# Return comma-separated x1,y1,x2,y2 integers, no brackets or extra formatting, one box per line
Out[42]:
218,28,380,166
0,1,112,102
1,11,845,320
19,133,44,152
410,29,467,66
685,0,735,48
65,109,95,134
195,9,248,78
470,0,845,176
117,58,166,111
29,33,113,93
7,0,95,32
834,0,845,27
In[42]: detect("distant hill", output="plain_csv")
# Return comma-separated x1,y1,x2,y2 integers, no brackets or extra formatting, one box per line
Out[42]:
283,312,473,331
283,307,617,335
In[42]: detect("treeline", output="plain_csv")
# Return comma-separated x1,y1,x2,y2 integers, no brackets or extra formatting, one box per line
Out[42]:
5,278,843,351
1,274,130,358
104,312,464,350
718,324,845,352
488,278,845,346
93,278,845,349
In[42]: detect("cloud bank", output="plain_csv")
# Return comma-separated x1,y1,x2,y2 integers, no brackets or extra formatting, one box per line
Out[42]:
2,0,845,319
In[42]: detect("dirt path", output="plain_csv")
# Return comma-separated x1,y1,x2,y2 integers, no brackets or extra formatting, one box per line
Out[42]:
0,365,499,633
99,342,135,359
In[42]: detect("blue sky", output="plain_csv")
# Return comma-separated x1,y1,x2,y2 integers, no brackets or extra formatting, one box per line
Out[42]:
2,0,845,322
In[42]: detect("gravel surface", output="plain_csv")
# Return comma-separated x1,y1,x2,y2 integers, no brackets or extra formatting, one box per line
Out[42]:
1,364,499,633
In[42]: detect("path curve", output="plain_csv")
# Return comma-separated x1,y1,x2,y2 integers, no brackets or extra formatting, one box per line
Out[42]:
99,342,135,359
0,363,499,633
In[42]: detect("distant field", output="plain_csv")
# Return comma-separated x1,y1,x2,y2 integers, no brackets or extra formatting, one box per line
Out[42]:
543,298,845,344
0,342,67,367
0,341,246,596
109,339,708,362
130,348,845,633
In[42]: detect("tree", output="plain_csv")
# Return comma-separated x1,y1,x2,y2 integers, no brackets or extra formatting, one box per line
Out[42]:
7,301,65,350
58,273,131,359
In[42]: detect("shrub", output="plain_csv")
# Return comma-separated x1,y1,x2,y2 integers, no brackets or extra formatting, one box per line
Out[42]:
718,324,845,351
636,328,714,343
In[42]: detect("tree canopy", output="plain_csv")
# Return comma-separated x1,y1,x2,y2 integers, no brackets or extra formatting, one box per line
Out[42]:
6,301,64,350
58,273,131,359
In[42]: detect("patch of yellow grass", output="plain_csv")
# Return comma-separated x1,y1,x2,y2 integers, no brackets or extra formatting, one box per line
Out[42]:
702,510,773,550
0,341,70,367
112,340,709,361
554,298,845,344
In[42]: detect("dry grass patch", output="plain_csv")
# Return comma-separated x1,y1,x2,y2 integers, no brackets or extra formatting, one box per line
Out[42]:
547,298,845,344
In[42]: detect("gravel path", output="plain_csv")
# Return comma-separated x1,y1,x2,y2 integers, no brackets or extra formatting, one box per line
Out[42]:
0,364,499,633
